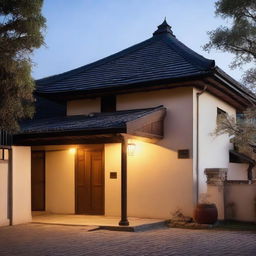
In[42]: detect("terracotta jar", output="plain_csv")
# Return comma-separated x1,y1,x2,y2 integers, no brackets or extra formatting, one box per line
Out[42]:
194,203,218,224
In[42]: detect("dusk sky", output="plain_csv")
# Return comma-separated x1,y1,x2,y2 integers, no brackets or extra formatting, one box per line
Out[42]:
32,0,245,83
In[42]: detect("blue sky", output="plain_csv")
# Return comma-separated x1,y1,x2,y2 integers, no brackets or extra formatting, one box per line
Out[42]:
32,0,245,82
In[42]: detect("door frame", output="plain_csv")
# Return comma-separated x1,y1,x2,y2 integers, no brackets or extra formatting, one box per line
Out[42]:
75,144,105,215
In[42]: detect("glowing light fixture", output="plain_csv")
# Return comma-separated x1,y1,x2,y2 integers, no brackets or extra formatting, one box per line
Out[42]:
127,142,136,156
69,148,77,154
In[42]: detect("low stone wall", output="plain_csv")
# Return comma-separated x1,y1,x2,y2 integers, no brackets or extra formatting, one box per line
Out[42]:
225,181,256,222
205,168,256,222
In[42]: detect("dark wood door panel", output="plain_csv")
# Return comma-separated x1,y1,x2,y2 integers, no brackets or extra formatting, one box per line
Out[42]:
75,148,104,215
31,151,45,211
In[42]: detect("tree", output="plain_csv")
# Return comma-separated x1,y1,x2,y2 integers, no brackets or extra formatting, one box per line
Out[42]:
0,0,46,132
216,109,256,160
204,0,256,92
205,0,256,162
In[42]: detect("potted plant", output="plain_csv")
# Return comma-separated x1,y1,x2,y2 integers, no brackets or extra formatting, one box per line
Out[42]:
194,193,218,224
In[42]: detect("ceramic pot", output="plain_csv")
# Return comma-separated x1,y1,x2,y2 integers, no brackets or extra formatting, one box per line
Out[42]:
194,203,218,224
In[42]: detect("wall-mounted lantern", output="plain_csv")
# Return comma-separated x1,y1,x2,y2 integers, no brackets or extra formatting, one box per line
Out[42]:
127,142,136,156
69,148,77,155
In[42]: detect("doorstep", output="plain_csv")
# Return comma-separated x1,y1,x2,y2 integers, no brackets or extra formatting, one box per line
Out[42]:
32,213,167,232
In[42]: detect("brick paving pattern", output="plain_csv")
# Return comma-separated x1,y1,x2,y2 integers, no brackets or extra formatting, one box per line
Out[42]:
0,224,255,256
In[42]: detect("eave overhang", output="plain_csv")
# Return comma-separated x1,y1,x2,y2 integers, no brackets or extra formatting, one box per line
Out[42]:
35,72,211,101
36,70,256,111
13,106,166,146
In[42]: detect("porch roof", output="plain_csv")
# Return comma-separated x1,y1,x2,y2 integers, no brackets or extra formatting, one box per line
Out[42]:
13,106,166,145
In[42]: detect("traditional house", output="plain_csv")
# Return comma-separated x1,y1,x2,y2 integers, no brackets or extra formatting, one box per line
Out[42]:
1,20,255,227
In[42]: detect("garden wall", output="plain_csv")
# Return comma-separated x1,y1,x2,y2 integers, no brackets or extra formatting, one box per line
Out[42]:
225,181,256,222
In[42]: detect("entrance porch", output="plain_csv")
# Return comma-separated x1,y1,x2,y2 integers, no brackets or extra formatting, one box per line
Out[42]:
32,212,166,231
12,106,166,226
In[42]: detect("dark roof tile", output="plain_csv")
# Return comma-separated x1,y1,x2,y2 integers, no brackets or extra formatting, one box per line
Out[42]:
19,106,164,134
36,21,215,94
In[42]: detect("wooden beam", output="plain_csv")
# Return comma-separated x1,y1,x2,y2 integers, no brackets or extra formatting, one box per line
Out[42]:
119,136,129,226
13,133,124,146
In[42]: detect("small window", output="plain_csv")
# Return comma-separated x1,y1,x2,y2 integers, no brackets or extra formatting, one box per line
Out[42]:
101,95,116,112
217,107,226,116
217,107,227,122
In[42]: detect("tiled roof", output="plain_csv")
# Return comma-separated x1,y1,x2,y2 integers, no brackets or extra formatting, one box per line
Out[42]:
36,20,215,94
19,106,164,134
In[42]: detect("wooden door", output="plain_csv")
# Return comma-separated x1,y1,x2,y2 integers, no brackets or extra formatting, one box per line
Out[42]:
31,151,45,211
76,148,104,215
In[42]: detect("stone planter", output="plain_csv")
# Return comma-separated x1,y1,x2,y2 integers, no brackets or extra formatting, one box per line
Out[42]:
194,204,218,224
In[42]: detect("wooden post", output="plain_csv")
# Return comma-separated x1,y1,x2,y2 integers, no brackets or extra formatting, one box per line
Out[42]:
119,137,129,226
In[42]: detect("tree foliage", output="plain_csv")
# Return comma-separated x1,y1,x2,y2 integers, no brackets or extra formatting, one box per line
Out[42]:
0,0,46,132
216,110,256,160
204,0,256,91
207,0,256,162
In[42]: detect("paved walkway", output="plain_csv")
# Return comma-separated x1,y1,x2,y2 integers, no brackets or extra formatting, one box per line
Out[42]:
0,224,255,255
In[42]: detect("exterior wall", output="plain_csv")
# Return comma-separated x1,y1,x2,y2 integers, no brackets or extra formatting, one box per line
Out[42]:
196,90,236,197
0,161,9,226
127,140,193,218
45,150,75,213
29,87,240,220
118,88,193,151
117,88,194,218
104,143,121,216
228,163,249,180
67,98,100,115
12,146,32,225
225,183,256,222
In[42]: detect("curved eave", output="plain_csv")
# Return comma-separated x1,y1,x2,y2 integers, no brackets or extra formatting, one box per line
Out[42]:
35,71,212,100
214,67,256,103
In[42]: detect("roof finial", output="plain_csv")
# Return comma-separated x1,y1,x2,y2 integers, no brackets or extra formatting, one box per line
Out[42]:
153,18,175,37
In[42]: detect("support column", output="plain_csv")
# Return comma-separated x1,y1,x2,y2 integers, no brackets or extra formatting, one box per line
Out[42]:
119,136,129,226
204,168,228,220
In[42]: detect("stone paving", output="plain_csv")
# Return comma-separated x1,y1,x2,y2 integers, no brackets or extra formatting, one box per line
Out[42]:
0,224,255,256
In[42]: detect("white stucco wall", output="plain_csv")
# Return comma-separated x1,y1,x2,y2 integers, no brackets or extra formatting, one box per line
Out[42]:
127,140,193,218
225,183,256,222
104,142,194,219
104,143,121,216
116,88,194,218
45,150,75,213
12,146,32,225
196,90,236,196
228,163,249,180
67,98,100,115
0,161,9,226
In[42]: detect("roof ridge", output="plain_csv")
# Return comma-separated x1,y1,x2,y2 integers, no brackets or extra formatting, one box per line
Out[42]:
36,36,157,87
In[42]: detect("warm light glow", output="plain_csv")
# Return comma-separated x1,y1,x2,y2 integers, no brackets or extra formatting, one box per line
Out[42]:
69,148,77,154
127,142,136,156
